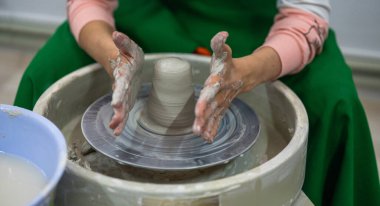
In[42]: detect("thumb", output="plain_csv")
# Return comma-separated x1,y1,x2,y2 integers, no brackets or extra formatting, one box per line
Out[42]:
112,31,133,56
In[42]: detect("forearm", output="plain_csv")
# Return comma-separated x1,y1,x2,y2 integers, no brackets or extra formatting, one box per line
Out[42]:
233,47,281,91
78,21,118,76
246,47,281,83
67,0,118,76
67,0,118,41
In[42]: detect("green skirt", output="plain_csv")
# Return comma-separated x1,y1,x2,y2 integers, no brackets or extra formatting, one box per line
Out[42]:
14,1,379,205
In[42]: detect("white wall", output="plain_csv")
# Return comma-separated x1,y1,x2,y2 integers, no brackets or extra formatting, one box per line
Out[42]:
0,0,379,69
0,0,66,33
331,0,380,56
330,0,380,70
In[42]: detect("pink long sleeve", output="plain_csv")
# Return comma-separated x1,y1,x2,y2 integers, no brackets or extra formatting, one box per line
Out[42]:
263,8,329,77
67,0,118,41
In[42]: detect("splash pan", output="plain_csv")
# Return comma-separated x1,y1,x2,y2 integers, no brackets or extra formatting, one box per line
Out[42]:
82,84,260,170
34,53,309,206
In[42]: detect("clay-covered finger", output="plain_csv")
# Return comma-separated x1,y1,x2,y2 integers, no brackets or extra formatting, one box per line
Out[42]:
205,99,229,137
202,107,227,142
109,104,125,130
198,81,221,104
193,88,228,135
110,85,132,127
201,87,241,140
112,31,133,58
113,111,129,136
113,88,133,135
194,81,221,132
193,116,205,135
193,73,223,135
111,64,135,106
210,31,229,56
110,85,135,134
200,89,230,121
198,73,223,108
203,71,222,86
112,31,143,64
111,76,128,106
205,81,242,115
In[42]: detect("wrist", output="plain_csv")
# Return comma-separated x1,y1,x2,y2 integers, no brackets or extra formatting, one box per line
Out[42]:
231,47,281,92
250,46,282,83
79,21,119,76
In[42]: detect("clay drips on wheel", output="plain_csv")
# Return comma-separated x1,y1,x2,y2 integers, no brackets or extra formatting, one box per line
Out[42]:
138,57,196,135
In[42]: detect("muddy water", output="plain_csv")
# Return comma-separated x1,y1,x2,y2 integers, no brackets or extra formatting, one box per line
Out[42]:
0,152,47,206
62,111,288,184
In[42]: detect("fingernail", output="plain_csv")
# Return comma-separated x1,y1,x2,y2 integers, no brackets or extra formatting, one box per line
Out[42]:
193,123,201,134
113,129,121,136
203,135,213,143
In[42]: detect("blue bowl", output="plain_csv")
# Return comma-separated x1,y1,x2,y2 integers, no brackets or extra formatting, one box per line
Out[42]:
0,104,67,206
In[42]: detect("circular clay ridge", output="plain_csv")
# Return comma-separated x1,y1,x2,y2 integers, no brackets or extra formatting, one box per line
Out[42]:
139,57,196,135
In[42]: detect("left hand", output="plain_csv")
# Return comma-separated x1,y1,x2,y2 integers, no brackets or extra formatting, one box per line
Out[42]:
193,31,281,142
108,31,144,136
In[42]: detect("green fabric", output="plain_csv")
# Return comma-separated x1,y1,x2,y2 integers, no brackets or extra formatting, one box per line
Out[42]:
280,30,380,205
14,0,379,205
14,23,94,109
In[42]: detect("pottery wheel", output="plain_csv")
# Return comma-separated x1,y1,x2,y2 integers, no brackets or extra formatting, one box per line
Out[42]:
82,84,260,170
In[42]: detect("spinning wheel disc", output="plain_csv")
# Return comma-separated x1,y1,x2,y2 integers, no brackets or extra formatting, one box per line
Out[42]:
82,84,260,170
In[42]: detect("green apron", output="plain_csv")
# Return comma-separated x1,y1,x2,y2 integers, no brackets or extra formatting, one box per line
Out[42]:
14,0,380,205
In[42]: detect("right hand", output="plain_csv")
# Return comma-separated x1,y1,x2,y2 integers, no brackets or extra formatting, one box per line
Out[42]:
108,31,144,136
193,31,281,142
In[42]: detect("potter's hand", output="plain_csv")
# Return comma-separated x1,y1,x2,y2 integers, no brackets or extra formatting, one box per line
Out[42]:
193,31,281,142
193,32,243,142
109,31,144,136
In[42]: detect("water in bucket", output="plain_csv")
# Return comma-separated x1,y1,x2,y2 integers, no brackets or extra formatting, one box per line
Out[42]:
0,152,48,206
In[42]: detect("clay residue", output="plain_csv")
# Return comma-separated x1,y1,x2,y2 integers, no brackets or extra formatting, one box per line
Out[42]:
68,126,227,183
0,108,22,118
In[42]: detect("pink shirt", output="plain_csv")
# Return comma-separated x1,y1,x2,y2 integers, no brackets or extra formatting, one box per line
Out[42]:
67,0,329,77
263,8,328,76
